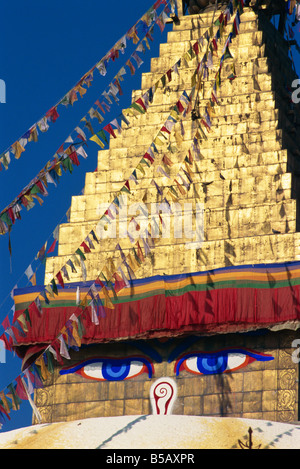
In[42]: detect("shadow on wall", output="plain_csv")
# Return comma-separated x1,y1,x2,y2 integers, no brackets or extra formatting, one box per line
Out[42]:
214,372,233,416
96,415,149,449
183,0,230,15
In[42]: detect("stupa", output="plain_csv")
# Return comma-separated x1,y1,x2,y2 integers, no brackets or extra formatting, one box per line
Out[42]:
11,0,300,429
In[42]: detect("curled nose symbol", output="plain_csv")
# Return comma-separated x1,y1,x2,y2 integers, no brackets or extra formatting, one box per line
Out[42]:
150,377,177,415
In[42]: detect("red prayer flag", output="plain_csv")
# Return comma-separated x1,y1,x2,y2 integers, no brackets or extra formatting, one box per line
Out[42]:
201,119,211,131
144,152,154,164
154,0,162,8
8,208,15,224
56,144,65,155
95,277,105,288
80,241,91,253
136,241,145,262
15,376,28,401
47,239,57,254
103,124,117,138
46,107,59,123
193,42,199,55
36,180,47,195
160,126,171,134
135,98,147,111
2,316,10,331
69,151,80,166
114,79,123,96
109,48,119,61
0,404,10,421
0,333,12,352
233,18,239,35
95,100,105,114
56,271,65,289
156,17,165,33
176,100,184,113
146,31,154,42
112,273,126,293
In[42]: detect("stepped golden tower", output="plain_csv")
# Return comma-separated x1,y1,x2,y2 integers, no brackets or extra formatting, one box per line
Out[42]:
11,0,300,428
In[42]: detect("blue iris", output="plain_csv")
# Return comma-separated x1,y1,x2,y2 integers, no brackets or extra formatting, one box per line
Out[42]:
197,354,228,374
102,361,131,380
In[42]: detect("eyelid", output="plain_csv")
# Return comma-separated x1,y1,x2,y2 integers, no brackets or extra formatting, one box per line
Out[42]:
174,348,273,376
59,355,154,379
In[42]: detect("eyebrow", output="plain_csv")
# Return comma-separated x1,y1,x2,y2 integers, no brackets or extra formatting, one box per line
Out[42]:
129,341,163,363
167,336,201,363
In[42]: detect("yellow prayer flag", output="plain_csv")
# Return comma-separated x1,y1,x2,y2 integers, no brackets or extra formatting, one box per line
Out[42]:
183,51,191,63
206,101,215,117
90,134,105,148
136,163,145,175
175,130,183,147
191,71,198,87
72,254,81,267
36,355,51,381
154,136,165,146
29,272,37,286
28,127,38,142
54,163,62,176
12,141,25,160
143,37,150,49
45,284,55,298
175,179,186,196
81,297,89,309
108,257,116,276
102,265,111,281
71,322,81,347
170,109,180,121
0,391,10,414
101,286,114,309
32,194,44,206
76,85,87,98
168,190,179,202
17,314,28,332
127,253,139,271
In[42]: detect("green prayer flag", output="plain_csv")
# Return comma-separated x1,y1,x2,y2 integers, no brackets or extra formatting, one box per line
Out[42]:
24,308,32,326
46,350,55,374
223,46,233,61
50,278,58,295
62,156,73,173
0,212,12,227
130,102,145,114
77,316,85,338
121,185,131,194
30,184,42,195
7,384,21,410
97,129,108,144
75,248,86,261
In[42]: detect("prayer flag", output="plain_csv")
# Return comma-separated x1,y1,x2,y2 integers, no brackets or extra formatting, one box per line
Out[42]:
90,134,105,148
56,271,64,289
103,124,117,138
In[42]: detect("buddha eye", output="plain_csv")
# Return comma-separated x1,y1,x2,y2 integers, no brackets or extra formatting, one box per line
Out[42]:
174,349,274,376
60,356,153,381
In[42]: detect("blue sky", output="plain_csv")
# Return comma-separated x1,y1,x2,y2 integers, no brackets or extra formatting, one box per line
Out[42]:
0,0,171,432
